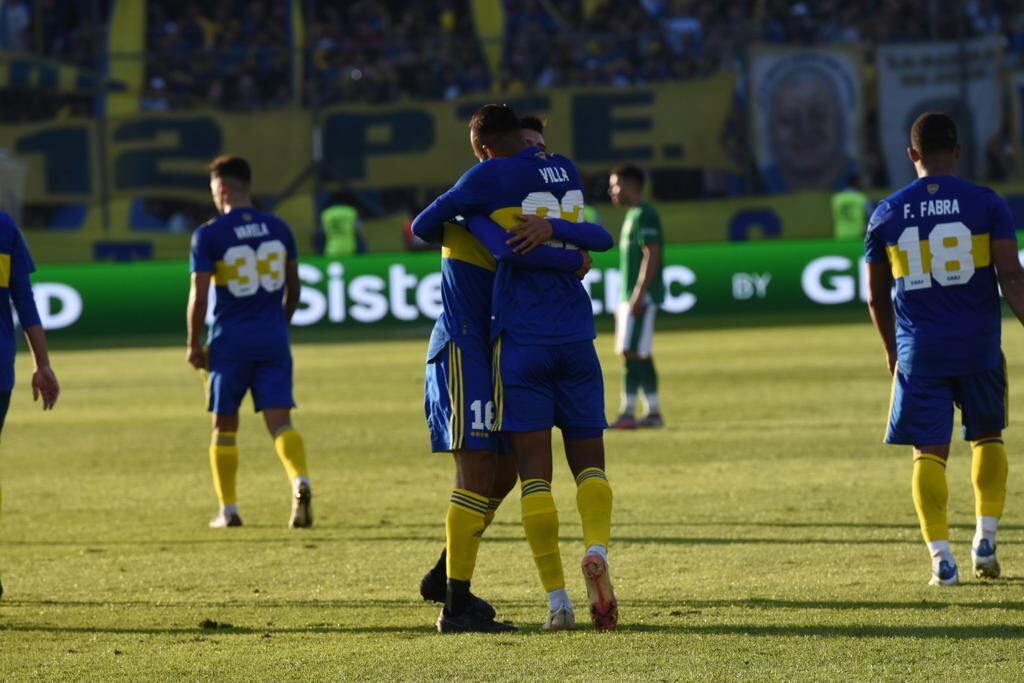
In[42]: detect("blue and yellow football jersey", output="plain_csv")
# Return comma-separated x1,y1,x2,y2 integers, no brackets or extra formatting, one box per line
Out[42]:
414,147,594,346
0,212,41,392
190,207,297,361
865,176,1016,376
424,220,497,362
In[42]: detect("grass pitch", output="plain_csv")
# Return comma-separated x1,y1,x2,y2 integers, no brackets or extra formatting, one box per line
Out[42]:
1,321,1024,681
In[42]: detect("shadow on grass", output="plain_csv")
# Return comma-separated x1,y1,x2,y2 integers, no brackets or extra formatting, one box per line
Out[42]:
0,534,981,549
614,622,1024,639
7,595,1024,612
354,535,925,546
3,620,1023,640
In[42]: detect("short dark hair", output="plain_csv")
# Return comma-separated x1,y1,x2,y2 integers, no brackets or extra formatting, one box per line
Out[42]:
911,113,958,158
469,104,521,149
520,115,545,135
209,155,252,185
611,163,645,189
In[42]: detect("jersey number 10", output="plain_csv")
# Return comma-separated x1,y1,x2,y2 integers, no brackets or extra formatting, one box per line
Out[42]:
221,240,287,297
895,222,975,291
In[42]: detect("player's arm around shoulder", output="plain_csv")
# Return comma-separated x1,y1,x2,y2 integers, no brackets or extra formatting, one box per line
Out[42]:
412,163,497,244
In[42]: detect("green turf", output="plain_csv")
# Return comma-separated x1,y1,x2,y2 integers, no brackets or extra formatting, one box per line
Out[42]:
2,323,1023,681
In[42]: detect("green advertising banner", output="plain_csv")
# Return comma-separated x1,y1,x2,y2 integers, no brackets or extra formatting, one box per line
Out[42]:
30,238,882,342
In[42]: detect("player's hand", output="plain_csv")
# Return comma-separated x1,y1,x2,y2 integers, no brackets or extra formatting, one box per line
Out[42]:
629,294,647,318
187,344,207,370
32,365,59,410
576,250,592,279
886,350,897,376
507,213,553,254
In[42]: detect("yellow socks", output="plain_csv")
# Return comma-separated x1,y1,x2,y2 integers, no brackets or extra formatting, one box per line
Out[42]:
521,479,565,592
972,438,1008,519
912,453,949,544
210,431,239,506
445,489,488,582
273,426,309,484
575,468,613,549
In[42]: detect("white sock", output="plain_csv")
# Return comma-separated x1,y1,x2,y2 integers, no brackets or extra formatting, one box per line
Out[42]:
622,394,637,415
974,516,998,547
927,540,954,567
644,392,660,414
547,587,571,611
586,544,608,564
221,503,239,517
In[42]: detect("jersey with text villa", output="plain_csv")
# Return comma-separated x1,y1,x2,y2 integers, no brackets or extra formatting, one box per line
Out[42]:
864,176,1015,377
190,207,297,361
418,147,594,345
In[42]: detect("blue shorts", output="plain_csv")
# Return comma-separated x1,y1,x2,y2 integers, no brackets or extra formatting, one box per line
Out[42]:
425,340,503,453
886,360,1008,445
493,336,607,437
207,353,295,415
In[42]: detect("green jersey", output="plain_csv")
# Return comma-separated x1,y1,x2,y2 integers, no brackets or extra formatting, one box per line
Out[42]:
619,202,663,304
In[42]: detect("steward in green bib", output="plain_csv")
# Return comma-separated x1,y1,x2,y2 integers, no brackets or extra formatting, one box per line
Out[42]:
321,203,360,257
832,181,870,240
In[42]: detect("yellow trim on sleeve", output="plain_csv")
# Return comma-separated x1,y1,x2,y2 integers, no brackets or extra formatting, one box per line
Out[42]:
441,222,496,272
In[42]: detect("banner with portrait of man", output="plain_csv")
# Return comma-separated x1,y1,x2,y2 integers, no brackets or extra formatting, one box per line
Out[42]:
877,37,1002,186
749,46,863,193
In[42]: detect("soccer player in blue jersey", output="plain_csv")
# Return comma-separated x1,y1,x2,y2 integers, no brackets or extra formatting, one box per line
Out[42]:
413,105,618,631
866,113,1024,585
415,116,605,634
0,211,60,600
187,156,312,530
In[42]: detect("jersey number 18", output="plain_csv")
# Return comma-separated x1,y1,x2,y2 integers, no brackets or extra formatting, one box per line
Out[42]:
895,222,975,290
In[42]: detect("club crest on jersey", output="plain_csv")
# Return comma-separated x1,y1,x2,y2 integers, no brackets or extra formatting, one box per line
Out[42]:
927,184,939,194
538,166,570,184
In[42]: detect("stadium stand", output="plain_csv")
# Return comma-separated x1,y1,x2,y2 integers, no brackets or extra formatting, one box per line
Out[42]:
1,0,1024,248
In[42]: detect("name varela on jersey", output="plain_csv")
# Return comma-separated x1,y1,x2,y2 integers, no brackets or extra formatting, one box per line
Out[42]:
233,222,271,240
538,166,570,184
904,199,960,219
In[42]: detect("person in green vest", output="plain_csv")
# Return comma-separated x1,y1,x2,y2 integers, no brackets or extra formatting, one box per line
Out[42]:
321,193,363,256
608,164,664,429
832,176,872,240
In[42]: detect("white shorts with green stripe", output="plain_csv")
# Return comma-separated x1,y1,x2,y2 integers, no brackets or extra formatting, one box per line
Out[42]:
614,293,657,357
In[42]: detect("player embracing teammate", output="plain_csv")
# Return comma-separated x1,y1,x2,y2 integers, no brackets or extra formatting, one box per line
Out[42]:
413,105,618,632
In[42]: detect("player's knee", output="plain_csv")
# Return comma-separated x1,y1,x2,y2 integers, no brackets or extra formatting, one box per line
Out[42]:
491,456,518,499
972,432,1003,445
453,449,499,495
914,444,950,461
263,408,292,435
214,414,239,433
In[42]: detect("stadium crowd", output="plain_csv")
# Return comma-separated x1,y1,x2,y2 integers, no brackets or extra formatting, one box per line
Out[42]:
1,0,1024,229
2,0,1022,111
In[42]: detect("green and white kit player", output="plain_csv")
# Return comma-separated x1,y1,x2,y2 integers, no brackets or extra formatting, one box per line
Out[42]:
608,164,663,429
